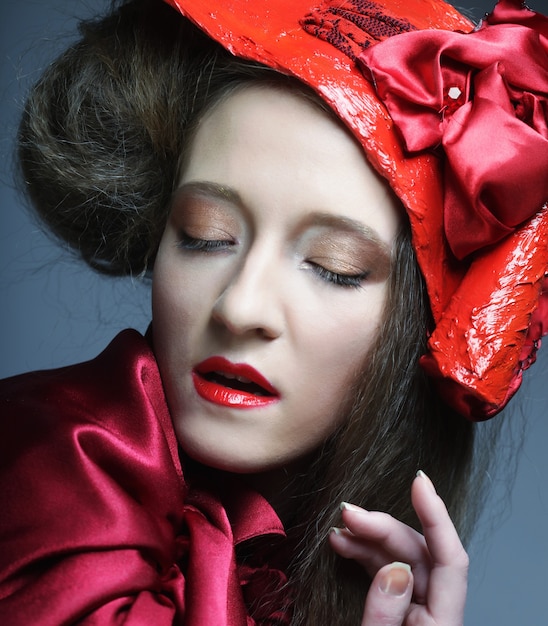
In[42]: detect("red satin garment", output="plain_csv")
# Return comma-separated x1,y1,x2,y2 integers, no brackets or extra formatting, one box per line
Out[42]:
0,330,290,625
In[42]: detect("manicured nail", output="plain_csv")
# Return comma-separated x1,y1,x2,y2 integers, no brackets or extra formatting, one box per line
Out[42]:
379,562,412,596
339,502,367,513
339,501,363,512
416,469,437,494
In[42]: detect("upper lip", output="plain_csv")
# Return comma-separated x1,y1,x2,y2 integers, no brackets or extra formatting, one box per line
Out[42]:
194,356,279,396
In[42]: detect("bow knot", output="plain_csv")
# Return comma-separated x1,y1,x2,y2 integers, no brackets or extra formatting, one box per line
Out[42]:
239,562,291,625
358,0,548,260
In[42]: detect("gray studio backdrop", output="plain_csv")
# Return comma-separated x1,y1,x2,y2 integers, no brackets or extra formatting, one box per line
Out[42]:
1,1,547,623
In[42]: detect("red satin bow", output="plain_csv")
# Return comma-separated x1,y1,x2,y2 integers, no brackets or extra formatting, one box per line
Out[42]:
239,563,291,624
358,0,548,260
181,475,291,625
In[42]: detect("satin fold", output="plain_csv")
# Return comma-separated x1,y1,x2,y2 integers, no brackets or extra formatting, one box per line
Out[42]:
358,0,548,260
0,330,289,624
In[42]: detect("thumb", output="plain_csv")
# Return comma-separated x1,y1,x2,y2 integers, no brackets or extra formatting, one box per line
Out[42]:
361,562,412,626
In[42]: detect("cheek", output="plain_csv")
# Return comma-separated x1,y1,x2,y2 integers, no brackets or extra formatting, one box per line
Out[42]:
297,292,385,418
298,303,382,403
305,306,382,434
152,252,207,330
152,273,182,332
152,261,196,374
307,290,385,359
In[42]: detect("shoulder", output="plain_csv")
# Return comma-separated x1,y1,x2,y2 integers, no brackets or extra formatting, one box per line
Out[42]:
0,327,183,482
0,328,186,547
1,329,176,443
1,329,154,416
0,330,188,622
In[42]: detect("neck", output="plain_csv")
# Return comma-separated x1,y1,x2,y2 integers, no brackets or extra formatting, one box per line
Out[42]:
243,455,317,529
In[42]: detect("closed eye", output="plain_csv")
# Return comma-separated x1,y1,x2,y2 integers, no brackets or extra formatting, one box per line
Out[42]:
310,263,369,289
177,233,235,253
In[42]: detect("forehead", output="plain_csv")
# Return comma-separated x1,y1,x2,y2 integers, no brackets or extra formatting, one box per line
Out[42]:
179,85,402,245
184,83,353,169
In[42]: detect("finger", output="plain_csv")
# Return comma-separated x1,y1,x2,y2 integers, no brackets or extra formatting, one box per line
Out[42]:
340,504,428,564
329,526,386,576
361,562,413,626
329,526,411,578
412,471,468,621
334,504,431,596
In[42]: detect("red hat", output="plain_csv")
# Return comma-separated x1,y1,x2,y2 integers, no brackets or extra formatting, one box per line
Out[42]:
164,0,548,420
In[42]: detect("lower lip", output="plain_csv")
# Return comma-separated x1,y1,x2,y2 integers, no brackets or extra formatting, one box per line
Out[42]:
192,372,280,408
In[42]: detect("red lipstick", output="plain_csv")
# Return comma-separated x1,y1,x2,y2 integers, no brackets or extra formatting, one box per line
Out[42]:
192,356,280,408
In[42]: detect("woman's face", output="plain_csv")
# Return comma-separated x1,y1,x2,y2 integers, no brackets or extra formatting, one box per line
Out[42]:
152,85,401,473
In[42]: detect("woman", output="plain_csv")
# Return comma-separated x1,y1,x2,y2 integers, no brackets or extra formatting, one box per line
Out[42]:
1,0,546,623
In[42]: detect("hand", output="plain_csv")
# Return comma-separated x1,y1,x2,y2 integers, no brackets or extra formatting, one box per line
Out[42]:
329,471,468,625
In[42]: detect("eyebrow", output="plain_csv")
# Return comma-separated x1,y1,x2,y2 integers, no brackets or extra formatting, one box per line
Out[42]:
172,180,393,258
172,181,244,207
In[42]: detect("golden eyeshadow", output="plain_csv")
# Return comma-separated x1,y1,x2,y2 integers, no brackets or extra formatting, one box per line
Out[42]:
169,191,241,241
305,231,391,281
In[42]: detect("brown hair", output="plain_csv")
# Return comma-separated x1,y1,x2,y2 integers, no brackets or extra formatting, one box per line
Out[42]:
18,0,495,622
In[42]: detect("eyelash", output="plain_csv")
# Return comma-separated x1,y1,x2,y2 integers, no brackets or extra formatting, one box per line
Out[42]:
178,234,368,289
177,233,234,252
311,264,369,289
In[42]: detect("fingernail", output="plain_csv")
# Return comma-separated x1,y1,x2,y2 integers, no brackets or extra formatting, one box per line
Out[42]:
329,526,343,536
339,501,364,513
379,562,411,596
416,469,437,494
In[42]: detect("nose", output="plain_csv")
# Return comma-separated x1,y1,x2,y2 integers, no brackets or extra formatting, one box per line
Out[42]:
212,243,284,339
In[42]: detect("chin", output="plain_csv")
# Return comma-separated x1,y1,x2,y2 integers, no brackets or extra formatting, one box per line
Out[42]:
177,434,286,475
